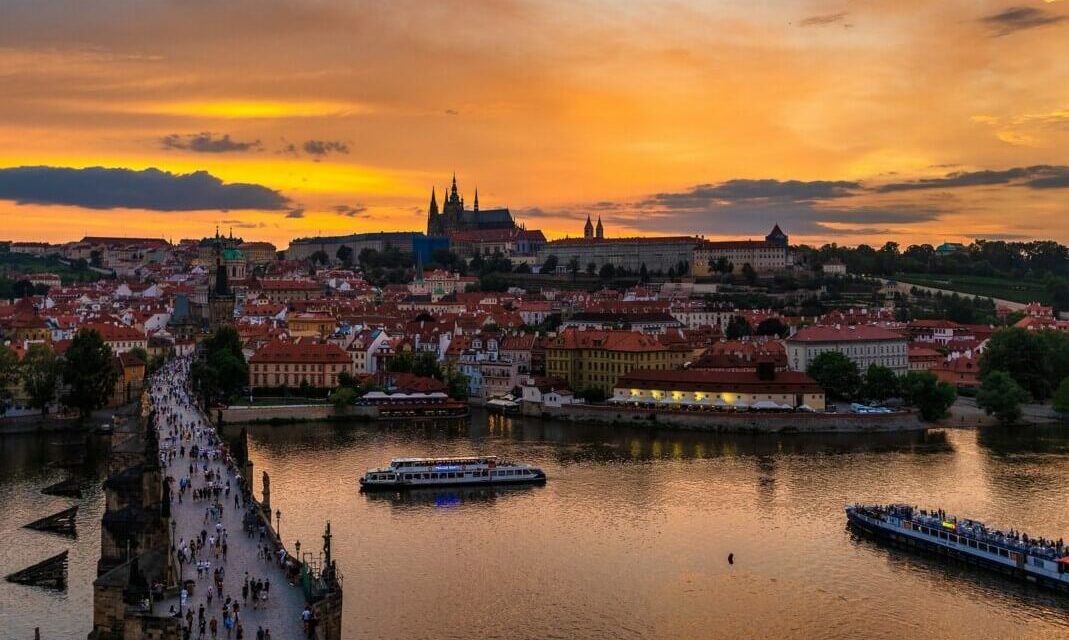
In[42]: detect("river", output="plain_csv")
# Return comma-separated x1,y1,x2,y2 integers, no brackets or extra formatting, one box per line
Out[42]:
4,414,1069,638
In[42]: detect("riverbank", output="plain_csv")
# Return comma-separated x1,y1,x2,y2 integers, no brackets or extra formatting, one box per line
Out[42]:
947,397,1065,427
0,403,136,434
531,403,928,433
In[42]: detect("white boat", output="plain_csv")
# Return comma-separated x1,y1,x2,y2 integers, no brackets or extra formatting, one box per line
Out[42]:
359,456,547,490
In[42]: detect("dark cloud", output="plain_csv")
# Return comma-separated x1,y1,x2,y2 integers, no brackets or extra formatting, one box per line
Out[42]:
980,6,1066,37
644,178,860,209
799,12,848,27
285,208,305,218
332,204,367,217
0,165,287,211
444,109,459,116
161,132,261,153
302,140,349,156
877,165,1069,192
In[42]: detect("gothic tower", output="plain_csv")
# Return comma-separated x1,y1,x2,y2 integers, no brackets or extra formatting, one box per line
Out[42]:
596,215,604,239
584,214,594,239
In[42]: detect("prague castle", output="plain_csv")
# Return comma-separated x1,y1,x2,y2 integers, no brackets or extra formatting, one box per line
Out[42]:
426,175,516,237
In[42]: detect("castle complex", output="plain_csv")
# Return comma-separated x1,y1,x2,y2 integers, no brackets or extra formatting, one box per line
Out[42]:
426,175,516,237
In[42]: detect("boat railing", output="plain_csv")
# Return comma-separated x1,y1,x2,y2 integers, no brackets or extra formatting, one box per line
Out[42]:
852,504,1067,561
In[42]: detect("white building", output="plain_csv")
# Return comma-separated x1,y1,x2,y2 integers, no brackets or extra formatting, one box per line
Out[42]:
786,324,908,375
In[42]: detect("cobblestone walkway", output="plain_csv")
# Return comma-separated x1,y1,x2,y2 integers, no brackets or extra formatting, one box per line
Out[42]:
153,367,308,639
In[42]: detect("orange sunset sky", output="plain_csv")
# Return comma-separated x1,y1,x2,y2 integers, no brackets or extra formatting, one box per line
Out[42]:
0,0,1067,249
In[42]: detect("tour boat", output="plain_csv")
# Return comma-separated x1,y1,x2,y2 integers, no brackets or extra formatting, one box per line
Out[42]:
846,504,1069,592
359,456,546,490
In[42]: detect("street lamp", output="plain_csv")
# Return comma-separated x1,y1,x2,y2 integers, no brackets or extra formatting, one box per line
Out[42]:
276,508,281,540
294,539,301,563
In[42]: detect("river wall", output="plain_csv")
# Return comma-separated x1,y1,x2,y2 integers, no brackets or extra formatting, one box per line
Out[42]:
534,403,927,433
218,403,377,424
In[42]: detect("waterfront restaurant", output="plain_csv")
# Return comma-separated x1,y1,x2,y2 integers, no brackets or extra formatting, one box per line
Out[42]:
610,368,826,411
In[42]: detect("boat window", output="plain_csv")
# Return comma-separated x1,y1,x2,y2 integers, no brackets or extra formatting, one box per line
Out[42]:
387,474,395,480
431,473,439,479
938,532,947,540
999,549,1009,558
404,474,412,480
979,543,988,552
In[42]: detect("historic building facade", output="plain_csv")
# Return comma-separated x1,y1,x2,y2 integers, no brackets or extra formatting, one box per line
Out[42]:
692,224,791,275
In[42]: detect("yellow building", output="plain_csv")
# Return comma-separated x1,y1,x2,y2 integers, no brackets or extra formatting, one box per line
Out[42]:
287,312,337,339
248,340,352,389
546,328,686,394
612,369,826,411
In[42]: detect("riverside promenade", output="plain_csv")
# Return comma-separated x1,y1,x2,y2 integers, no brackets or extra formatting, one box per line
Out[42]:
151,359,309,639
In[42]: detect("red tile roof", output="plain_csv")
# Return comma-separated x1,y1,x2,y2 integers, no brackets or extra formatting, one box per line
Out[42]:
249,340,349,364
789,325,905,343
549,328,669,352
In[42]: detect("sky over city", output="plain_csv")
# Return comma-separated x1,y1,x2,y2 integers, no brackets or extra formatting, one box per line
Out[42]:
0,0,1067,247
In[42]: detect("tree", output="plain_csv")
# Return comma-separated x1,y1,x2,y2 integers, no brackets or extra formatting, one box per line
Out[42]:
336,245,354,266
599,263,616,280
442,363,470,400
1054,377,1069,415
639,263,650,284
387,351,414,374
21,344,60,416
309,250,330,266
586,262,597,276
861,364,899,403
578,387,607,403
725,315,752,340
13,279,34,298
331,386,358,409
755,317,788,338
976,370,1030,424
411,352,443,379
513,262,531,274
541,255,558,274
147,354,166,376
63,328,120,419
0,345,17,415
741,263,758,285
567,257,581,281
808,352,861,401
191,326,249,405
980,328,1049,400
900,371,956,422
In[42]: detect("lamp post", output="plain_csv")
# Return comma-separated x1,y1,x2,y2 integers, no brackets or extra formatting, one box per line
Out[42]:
294,539,301,566
276,508,281,540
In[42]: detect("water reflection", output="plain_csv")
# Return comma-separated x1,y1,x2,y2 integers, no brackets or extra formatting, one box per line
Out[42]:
0,430,109,640
362,483,543,510
210,417,1069,639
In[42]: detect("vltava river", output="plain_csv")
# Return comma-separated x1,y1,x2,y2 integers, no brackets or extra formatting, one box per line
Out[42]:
242,413,1069,640
4,415,1069,638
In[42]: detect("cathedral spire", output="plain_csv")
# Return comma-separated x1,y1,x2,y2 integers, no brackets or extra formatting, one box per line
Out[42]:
584,214,594,239
596,215,604,239
473,188,479,213
428,187,438,215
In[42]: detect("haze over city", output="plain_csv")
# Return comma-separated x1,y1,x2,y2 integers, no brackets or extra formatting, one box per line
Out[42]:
1,0,1068,246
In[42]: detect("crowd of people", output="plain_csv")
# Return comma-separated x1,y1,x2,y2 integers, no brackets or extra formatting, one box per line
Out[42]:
152,356,322,639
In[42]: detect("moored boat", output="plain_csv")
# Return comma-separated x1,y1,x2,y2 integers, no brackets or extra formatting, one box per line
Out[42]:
359,456,546,490
846,503,1069,592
